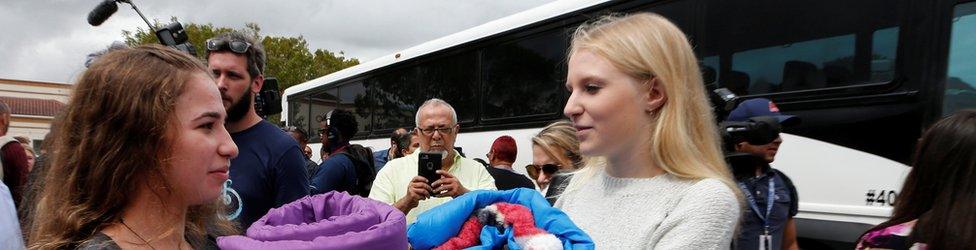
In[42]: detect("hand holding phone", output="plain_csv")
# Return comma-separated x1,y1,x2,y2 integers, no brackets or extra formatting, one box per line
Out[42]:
394,176,432,213
418,152,442,184
431,170,468,198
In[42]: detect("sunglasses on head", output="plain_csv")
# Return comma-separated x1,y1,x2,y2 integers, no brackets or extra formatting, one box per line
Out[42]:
525,163,560,179
206,38,251,54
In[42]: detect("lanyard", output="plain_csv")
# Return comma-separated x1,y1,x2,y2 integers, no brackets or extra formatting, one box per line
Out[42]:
738,178,775,234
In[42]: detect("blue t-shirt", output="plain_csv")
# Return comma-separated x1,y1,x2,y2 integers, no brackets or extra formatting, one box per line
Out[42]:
310,153,358,195
373,149,390,173
225,120,310,229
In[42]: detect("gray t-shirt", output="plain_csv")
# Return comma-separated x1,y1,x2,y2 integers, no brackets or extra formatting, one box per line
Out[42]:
76,232,120,250
555,169,741,249
76,232,218,250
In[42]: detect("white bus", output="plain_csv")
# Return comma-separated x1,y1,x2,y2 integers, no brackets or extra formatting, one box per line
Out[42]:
283,0,976,246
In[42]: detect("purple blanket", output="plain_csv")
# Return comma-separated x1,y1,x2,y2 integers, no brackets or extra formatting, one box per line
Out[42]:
218,191,407,250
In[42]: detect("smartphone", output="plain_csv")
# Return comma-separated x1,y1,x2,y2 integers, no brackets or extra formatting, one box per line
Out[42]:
418,152,442,184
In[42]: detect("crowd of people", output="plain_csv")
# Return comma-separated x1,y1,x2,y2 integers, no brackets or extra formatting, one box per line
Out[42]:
0,12,972,250
0,102,37,249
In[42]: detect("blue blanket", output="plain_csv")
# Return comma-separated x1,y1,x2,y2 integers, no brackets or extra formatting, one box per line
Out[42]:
407,188,594,250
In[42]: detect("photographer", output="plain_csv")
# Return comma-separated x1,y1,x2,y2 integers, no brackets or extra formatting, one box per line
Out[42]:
368,99,496,224
310,109,376,196
725,98,800,250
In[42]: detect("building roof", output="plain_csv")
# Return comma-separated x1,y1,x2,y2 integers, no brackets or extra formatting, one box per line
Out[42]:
0,96,65,117
0,78,72,89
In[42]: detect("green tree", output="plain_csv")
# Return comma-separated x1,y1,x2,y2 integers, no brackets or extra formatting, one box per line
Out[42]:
123,20,360,121
261,35,315,93
312,49,360,77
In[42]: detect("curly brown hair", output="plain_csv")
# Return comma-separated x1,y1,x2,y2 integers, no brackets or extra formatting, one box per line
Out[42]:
28,45,237,249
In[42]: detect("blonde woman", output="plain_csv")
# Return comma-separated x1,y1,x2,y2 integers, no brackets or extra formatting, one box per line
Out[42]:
556,13,741,249
529,120,583,202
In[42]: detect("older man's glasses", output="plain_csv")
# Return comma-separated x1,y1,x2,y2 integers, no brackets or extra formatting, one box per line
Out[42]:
418,127,454,136
206,38,251,54
526,164,560,180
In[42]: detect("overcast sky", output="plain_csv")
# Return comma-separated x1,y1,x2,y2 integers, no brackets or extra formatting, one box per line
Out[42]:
0,0,555,84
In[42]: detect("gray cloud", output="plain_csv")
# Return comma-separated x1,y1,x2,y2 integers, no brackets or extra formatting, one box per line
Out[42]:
0,0,553,83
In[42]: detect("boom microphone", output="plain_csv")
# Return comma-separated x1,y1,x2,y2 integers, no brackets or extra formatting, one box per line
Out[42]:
84,0,198,57
87,0,119,26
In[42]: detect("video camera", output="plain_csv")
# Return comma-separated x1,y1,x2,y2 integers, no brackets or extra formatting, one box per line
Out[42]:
154,22,196,56
87,0,196,56
255,77,283,118
719,116,782,153
712,88,783,177
719,117,782,178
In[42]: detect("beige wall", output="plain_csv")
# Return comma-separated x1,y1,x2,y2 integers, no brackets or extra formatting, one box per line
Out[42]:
0,78,72,149
9,116,53,149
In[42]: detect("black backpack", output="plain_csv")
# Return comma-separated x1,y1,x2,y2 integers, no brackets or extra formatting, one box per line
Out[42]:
332,144,376,196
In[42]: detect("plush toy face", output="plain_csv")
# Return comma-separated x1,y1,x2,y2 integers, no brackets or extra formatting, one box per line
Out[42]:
435,202,562,250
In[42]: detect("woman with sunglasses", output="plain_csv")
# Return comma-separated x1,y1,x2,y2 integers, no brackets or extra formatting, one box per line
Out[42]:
528,120,584,203
555,13,740,249
28,45,238,249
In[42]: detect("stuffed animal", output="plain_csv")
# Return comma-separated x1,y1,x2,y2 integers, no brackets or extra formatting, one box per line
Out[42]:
434,202,562,250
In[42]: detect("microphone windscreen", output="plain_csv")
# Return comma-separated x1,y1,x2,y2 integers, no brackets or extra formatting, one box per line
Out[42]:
87,0,118,26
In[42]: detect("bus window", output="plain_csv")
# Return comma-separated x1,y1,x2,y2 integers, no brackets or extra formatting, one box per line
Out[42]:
417,51,479,124
731,34,856,93
482,28,569,120
372,67,419,130
702,56,720,90
338,81,370,136
945,1,976,116
288,95,311,137
872,27,899,81
703,0,900,96
310,88,338,141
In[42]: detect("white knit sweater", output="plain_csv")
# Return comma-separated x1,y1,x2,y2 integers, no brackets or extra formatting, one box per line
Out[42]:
555,170,740,249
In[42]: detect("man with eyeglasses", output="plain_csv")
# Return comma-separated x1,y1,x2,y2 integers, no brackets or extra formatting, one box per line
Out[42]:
368,98,496,224
205,31,310,229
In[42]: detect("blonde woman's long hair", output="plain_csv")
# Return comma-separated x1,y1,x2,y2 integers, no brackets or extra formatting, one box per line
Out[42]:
564,13,737,194
28,45,237,249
